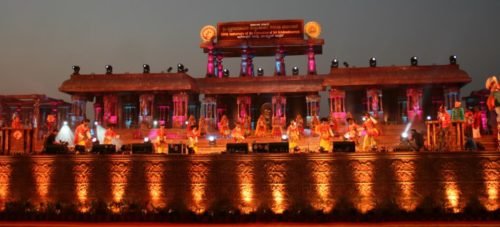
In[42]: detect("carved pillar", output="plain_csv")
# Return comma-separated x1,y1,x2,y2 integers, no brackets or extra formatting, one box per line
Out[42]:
272,95,287,126
366,89,383,118
201,96,217,130
307,45,317,75
306,93,321,128
274,47,286,76
93,102,103,125
237,96,251,123
240,48,248,77
246,53,254,77
103,94,118,127
71,95,87,127
444,86,460,110
407,88,423,121
172,92,188,128
139,94,154,126
329,89,346,121
206,46,215,77
216,54,224,78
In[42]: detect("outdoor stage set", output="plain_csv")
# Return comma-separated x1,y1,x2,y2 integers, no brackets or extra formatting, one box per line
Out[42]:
0,20,499,220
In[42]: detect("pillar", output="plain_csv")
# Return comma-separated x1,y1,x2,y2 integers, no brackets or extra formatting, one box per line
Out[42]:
103,94,118,127
444,86,460,110
240,48,248,77
216,54,224,78
201,95,217,130
172,92,188,128
274,47,286,76
329,89,346,121
366,89,383,118
206,46,215,77
94,102,103,125
236,96,251,123
71,95,87,127
306,93,321,127
272,95,287,126
407,88,423,121
246,53,254,77
307,45,317,75
139,94,154,126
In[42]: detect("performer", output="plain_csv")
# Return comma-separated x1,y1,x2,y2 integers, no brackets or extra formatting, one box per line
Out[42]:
473,106,482,139
437,105,451,151
187,115,196,131
187,125,200,154
311,114,320,136
451,101,465,121
254,115,267,137
155,125,167,153
345,117,360,145
318,118,334,152
486,76,500,145
43,129,59,152
103,124,119,145
218,115,230,138
242,115,252,137
362,113,379,152
231,123,245,143
198,117,207,136
295,114,304,135
11,113,23,140
74,119,91,152
287,120,300,152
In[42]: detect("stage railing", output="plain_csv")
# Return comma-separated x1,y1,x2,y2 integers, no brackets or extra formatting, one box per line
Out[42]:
426,120,464,151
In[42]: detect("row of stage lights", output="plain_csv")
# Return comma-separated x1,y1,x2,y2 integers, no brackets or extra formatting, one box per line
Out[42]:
72,55,458,75
72,63,189,75
331,55,458,68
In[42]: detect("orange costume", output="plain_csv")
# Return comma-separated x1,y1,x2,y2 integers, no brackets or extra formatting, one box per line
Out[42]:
254,115,267,137
362,115,379,151
155,126,167,153
318,121,334,152
187,126,200,153
218,115,230,138
231,124,245,143
74,122,91,147
287,121,300,152
103,127,117,144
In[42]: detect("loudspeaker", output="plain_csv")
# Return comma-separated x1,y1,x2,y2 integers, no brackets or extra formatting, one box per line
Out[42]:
168,144,184,154
91,144,116,154
333,141,355,152
132,143,154,154
252,143,270,153
44,144,69,154
268,142,289,153
226,143,248,154
74,145,86,153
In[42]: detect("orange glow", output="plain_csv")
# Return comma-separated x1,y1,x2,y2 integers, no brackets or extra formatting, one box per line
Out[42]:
271,184,286,214
443,170,463,213
74,162,91,205
189,162,209,213
266,163,288,214
0,163,12,211
145,162,165,208
351,161,375,213
33,160,54,201
238,163,255,214
310,161,334,212
392,159,419,212
481,161,499,211
110,162,130,203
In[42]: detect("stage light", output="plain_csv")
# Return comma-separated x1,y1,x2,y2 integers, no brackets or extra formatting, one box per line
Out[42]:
426,115,432,120
343,61,349,68
411,56,418,66
177,63,185,73
362,116,367,121
94,121,99,126
281,134,288,142
344,133,350,140
72,65,80,74
153,120,158,127
369,57,377,67
63,121,68,126
143,64,150,73
257,67,264,76
223,68,230,77
331,59,339,68
208,136,216,146
449,55,457,65
185,120,189,125
401,132,408,139
292,66,299,75
167,67,173,73
91,137,99,145
184,68,189,73
105,65,113,74
144,137,150,143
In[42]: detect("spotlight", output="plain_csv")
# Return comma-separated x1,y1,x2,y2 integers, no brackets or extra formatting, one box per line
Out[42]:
401,132,408,139
144,137,150,143
91,137,99,145
449,55,457,65
94,121,99,126
369,57,377,67
292,66,299,75
257,67,264,76
143,64,150,73
105,65,113,74
177,63,185,73
410,56,418,66
362,116,367,121
153,120,158,127
185,120,189,125
223,68,230,77
281,134,289,142
208,135,216,146
63,121,68,126
331,59,339,68
72,65,80,74
426,115,431,120
343,61,349,68
167,67,173,73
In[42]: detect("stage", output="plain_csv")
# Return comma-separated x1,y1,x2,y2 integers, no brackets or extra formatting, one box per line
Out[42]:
0,151,499,221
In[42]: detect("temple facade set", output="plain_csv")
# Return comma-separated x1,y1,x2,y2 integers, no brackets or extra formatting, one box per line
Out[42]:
58,20,471,133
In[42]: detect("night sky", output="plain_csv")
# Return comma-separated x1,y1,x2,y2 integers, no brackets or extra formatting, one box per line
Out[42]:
1,0,499,116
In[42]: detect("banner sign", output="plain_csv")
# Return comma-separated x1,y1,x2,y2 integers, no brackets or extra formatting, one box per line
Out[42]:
217,20,304,41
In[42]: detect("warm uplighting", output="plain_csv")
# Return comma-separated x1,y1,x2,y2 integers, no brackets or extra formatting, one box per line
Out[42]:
309,159,334,213
145,162,165,208
442,169,463,213
33,160,54,202
189,162,209,213
0,164,11,211
238,162,255,214
351,160,375,213
110,162,130,203
74,161,91,212
266,163,288,214
392,159,419,212
481,161,499,211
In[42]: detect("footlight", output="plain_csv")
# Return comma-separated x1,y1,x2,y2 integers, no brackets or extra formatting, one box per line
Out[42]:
208,135,216,146
281,134,288,142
